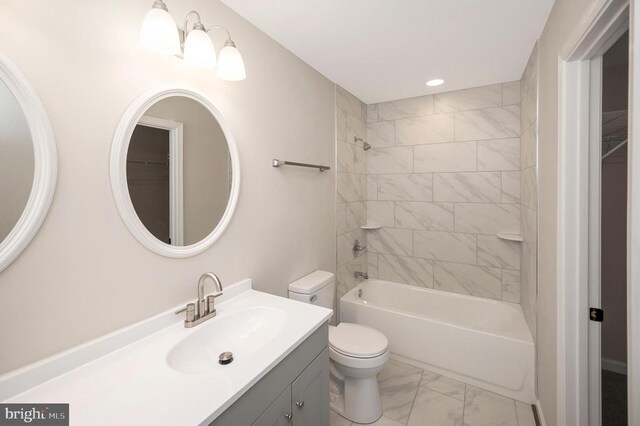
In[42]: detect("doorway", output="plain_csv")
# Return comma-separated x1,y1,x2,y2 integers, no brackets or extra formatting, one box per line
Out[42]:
597,31,629,426
556,0,639,425
127,125,171,244
126,115,184,245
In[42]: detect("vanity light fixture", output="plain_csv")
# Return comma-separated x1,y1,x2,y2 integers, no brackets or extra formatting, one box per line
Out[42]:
140,0,246,80
139,0,180,55
426,79,444,87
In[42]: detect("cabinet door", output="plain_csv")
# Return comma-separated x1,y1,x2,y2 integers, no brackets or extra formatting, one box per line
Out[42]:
253,386,293,426
291,348,329,426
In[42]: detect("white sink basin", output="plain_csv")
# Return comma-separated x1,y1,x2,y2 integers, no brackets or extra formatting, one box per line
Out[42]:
166,306,288,375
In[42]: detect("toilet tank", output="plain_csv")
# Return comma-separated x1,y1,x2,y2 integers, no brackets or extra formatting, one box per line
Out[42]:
288,270,335,310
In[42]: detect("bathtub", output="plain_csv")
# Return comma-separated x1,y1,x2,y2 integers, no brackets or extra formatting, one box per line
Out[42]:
340,279,535,403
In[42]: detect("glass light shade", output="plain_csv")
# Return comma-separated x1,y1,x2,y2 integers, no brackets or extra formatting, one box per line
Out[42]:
217,43,246,81
183,29,217,69
140,7,181,55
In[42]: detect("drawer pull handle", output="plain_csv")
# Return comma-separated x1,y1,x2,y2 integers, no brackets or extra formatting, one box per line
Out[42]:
285,412,293,422
296,400,304,408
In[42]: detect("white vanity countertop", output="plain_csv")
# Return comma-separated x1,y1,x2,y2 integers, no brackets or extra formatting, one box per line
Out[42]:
3,280,332,425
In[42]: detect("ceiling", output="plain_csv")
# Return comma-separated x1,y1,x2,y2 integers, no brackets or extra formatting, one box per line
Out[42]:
220,0,555,104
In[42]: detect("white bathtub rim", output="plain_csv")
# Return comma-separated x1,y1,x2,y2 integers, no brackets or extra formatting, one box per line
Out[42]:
351,278,524,309
342,281,533,344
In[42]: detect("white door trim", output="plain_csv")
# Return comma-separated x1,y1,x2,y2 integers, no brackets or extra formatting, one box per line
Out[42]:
587,55,602,426
558,57,592,426
137,115,184,246
627,2,640,423
557,1,630,425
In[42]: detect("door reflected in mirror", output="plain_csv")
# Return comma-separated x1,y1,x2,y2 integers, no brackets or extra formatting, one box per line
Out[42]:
0,80,34,243
126,96,231,246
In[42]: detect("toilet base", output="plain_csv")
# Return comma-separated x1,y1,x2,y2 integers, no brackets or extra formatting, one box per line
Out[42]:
329,356,387,424
344,375,383,424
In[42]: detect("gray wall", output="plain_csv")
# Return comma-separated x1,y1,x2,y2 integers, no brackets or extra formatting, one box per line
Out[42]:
0,0,336,374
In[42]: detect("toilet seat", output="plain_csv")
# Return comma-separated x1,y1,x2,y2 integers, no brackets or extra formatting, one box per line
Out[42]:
329,345,389,370
329,323,388,359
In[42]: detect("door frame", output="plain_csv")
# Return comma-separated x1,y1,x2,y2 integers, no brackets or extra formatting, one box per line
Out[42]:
627,1,640,423
587,55,603,426
557,0,632,425
137,115,184,246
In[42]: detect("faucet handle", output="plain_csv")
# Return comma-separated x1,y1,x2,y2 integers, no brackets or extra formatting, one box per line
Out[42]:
185,303,196,322
176,303,196,319
206,291,225,315
206,295,216,315
175,303,192,314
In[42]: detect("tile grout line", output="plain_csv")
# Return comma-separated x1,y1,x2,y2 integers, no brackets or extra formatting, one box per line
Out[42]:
405,368,424,425
462,383,468,425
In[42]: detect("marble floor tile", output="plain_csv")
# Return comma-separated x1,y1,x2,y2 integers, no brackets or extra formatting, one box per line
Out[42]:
357,415,405,426
407,387,463,426
463,385,518,426
419,371,465,401
378,360,423,424
330,410,352,426
331,364,533,426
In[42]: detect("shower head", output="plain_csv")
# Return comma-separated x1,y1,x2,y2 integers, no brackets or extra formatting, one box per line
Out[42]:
354,136,371,151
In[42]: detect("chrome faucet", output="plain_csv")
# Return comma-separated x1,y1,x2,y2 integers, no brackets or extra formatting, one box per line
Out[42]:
352,239,367,257
354,271,368,280
177,272,224,328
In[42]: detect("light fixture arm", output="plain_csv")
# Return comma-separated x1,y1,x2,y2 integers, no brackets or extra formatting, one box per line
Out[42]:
180,10,206,48
207,25,233,43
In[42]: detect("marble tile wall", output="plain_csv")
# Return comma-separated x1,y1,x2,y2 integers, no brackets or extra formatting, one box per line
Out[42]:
365,82,522,301
520,45,539,339
336,86,368,301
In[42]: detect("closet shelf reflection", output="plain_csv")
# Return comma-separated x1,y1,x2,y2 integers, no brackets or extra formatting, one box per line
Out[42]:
127,159,169,166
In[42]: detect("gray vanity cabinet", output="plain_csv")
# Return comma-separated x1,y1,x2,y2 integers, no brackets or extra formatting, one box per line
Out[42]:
253,387,292,426
208,323,329,426
253,347,329,426
291,350,329,426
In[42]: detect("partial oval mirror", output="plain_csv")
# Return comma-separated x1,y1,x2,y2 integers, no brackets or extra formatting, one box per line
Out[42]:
0,53,57,273
110,88,240,258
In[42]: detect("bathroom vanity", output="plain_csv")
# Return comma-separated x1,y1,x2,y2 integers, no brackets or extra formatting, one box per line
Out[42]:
0,279,332,425
211,326,329,426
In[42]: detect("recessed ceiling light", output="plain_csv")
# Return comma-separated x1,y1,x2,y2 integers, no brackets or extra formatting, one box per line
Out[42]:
426,79,444,87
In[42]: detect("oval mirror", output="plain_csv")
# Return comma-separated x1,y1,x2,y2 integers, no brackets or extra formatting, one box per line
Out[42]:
110,88,240,258
0,53,57,273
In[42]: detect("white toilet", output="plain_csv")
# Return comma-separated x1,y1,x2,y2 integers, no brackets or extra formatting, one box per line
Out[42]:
289,270,389,424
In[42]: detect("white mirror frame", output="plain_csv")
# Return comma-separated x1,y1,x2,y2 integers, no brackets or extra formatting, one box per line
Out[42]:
110,87,240,258
0,52,57,273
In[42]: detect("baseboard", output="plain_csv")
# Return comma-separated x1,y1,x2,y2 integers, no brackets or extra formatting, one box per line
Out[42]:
602,358,627,375
534,400,547,426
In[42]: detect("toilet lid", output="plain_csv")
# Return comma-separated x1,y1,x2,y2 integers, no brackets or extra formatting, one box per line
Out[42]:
329,323,388,358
